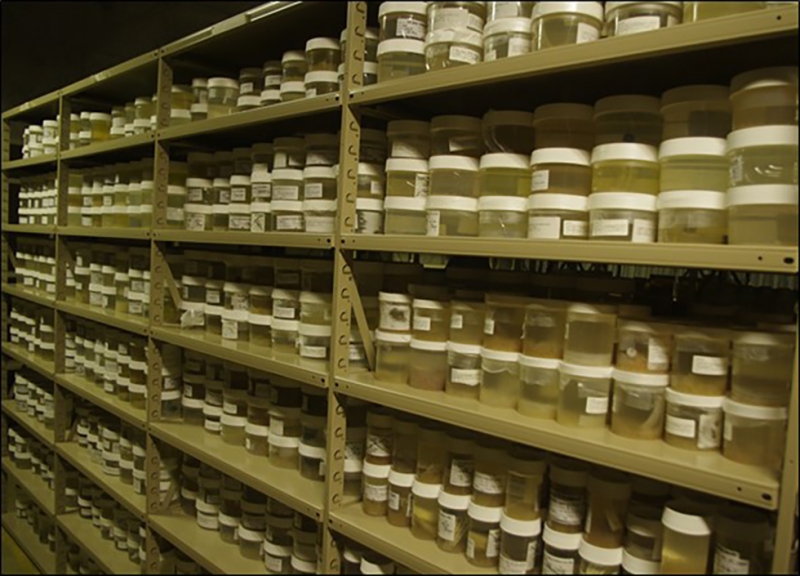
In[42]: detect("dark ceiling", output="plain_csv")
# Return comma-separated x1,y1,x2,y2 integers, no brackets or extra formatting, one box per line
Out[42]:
1,1,262,113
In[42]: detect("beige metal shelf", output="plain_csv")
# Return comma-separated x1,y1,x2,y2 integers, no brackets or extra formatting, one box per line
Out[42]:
56,442,147,521
58,133,154,163
351,6,798,106
1,88,60,121
151,326,327,388
330,504,493,575
60,50,159,100
57,513,139,575
2,399,56,447
341,235,799,274
150,421,325,521
149,510,266,575
2,513,57,574
2,457,56,516
2,224,56,235
336,373,780,510
55,373,146,430
1,342,56,379
2,154,58,172
57,226,151,240
1,283,56,307
152,229,332,248
56,300,150,336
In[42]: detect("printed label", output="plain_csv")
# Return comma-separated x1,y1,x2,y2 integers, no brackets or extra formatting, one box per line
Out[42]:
240,82,254,95
229,214,251,230
186,213,208,231
484,317,495,335
167,207,184,222
632,218,656,243
617,15,662,35
692,355,727,376
304,182,324,199
388,491,400,511
265,554,284,573
529,216,561,240
345,439,365,461
414,173,429,197
218,188,231,204
432,8,469,30
487,528,501,558
425,210,442,236
562,220,588,237
305,88,317,98
364,483,388,502
620,389,655,412
103,195,114,207
500,554,532,575
273,305,296,320
647,338,670,371
450,368,480,386
714,544,750,574
305,215,334,233
730,155,744,185
370,180,384,196
187,188,204,202
206,289,221,305
276,214,303,231
724,418,734,442
508,37,529,57
367,432,392,457
484,49,498,62
449,46,480,64
300,344,327,359
438,510,458,541
585,396,609,415
449,458,473,487
698,413,721,449
221,319,238,340
473,471,503,495
666,415,697,439
531,170,550,192
450,314,464,329
273,185,299,201
576,22,600,44
413,315,432,331
548,493,585,526
251,213,266,233
591,218,629,237
251,183,271,200
396,17,426,40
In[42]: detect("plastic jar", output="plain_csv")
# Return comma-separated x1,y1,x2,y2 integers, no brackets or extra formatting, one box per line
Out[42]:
664,388,724,451
531,2,603,50
446,342,482,399
428,156,479,199
412,298,450,341
615,320,671,374
610,369,669,439
546,458,589,534
657,190,727,244
660,500,713,574
411,481,442,540
268,434,300,469
726,127,798,187
530,148,592,196
727,184,799,246
483,110,536,154
207,78,239,119
89,113,111,143
563,303,616,366
387,120,431,159
408,339,448,391
578,538,624,574
305,37,341,73
503,449,546,522
281,50,307,84
379,2,428,42
483,17,531,61
684,1,764,22
466,502,503,567
605,2,682,37
594,95,662,147
301,200,335,233
660,85,732,140
429,115,480,157
428,1,486,32
362,461,391,516
591,144,659,195
385,196,427,233
543,525,583,573
584,469,631,549
278,81,305,102
722,398,787,471
712,506,770,575
471,440,508,508
527,194,590,240
479,153,530,197
533,103,594,151
357,163,385,198
500,514,542,574
449,300,485,346
271,318,299,354
302,167,336,203
483,294,526,352
387,470,416,527
298,323,331,359
518,355,561,420
377,39,426,82
304,71,339,97
479,348,520,408
375,330,412,384
437,491,472,553
478,196,528,237
379,291,412,332
657,138,728,194
732,331,794,407
386,159,429,198
355,198,384,234
588,193,657,242
730,66,799,130
671,328,730,396
556,363,613,427
271,200,304,232
425,28,483,70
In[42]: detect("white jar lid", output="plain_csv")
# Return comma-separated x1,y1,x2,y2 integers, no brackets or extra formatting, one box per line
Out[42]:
426,195,478,212
662,501,713,536
264,541,292,558
249,312,272,325
727,185,798,207
447,341,482,355
534,102,594,123
579,538,623,567
480,152,529,170
665,388,725,409
375,329,412,344
360,558,395,575
387,119,430,134
261,89,282,102
530,147,591,167
377,38,426,57
280,81,306,94
484,16,533,36
386,158,429,173
304,166,336,179
223,281,249,293
658,137,727,158
559,362,613,379
300,291,331,304
191,77,208,88
389,469,416,487
733,330,795,346
730,66,799,95
362,461,391,478
594,94,660,115
384,196,426,211
543,524,582,549
298,442,326,459
534,1,603,20
500,512,542,537
272,200,303,211
89,112,112,121
478,195,527,212
358,163,384,178
272,288,299,300
251,201,271,212
660,84,730,108
303,199,337,212
591,143,658,163
208,77,239,90
429,155,480,172
588,192,658,212
412,298,447,310
427,28,482,47
410,338,447,352
480,347,519,362
305,70,339,84
281,50,305,63
726,126,799,150
657,190,726,210
379,1,428,17
468,501,503,523
723,397,788,420
379,291,411,303
273,168,304,180
622,550,660,575
438,490,471,510
213,177,230,188
272,318,300,330
299,323,332,337
186,177,212,188
306,37,339,52
431,114,482,132
268,434,300,448
356,198,384,210
527,193,589,212
230,174,251,186
519,354,561,370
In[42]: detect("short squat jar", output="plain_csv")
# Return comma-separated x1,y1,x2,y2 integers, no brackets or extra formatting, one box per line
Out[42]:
483,17,531,61
557,363,614,428
531,1,603,50
377,39,426,82
605,1,683,37
588,193,658,243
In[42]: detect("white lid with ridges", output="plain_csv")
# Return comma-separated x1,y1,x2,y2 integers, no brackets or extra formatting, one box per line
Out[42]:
530,147,591,166
426,195,479,212
665,388,725,409
527,193,589,211
657,191,726,210
727,185,798,207
591,143,658,163
480,152,529,170
377,39,426,56
659,137,727,158
723,397,788,420
588,192,658,212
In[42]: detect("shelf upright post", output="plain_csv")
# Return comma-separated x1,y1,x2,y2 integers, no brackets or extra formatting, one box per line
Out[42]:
324,2,367,573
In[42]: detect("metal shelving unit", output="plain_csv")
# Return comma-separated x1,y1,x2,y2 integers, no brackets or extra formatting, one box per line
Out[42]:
2,512,57,574
2,399,56,447
2,2,798,574
2,457,56,516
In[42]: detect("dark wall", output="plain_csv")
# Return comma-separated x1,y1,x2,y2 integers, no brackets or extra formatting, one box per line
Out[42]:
1,1,262,113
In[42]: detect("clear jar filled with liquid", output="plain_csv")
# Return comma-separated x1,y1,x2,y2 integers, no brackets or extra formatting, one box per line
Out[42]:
377,39,426,82
585,469,631,549
362,461,391,516
588,192,658,243
449,300,485,346
503,447,546,521
479,153,530,197
611,369,669,440
437,490,472,553
281,51,308,83
207,77,239,119
522,300,568,359
499,513,542,575
533,103,595,151
722,398,787,472
594,95,662,147
379,2,428,42
484,293,527,352
660,500,713,574
483,17,531,61
729,66,798,130
731,331,795,407
478,195,528,237
425,28,483,70
591,143,659,195
385,196,427,233
480,348,520,408
712,505,770,575
375,330,412,384
727,185,799,246
658,137,728,192
671,328,730,396
557,363,613,428
387,470,415,527
416,420,447,483
467,502,503,567
531,1,603,50
578,537,623,575
543,524,583,574
664,388,724,451
411,480,442,540
530,148,592,197
483,110,536,155
605,1,682,37
660,85,731,140
518,355,561,420
726,126,798,187
563,303,617,366
546,457,589,534
446,342,481,399
657,190,727,244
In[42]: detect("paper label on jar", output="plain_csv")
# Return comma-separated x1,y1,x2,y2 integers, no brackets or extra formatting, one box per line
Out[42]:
273,305,296,320
449,46,480,65
584,396,609,415
229,214,251,230
186,212,207,231
370,180,384,196
414,173,429,197
729,155,743,185
90,292,104,307
621,389,655,411
714,544,750,574
561,220,587,238
508,37,529,57
103,195,114,207
273,185,299,201
576,22,600,44
129,301,143,314
548,493,585,526
617,15,662,35
380,305,411,331
486,527,501,558
438,510,459,541
426,210,442,236
473,471,503,494
305,214,334,233
388,491,400,511
647,338,670,371
304,182,324,199
187,188,204,202
345,439,365,461
724,418,734,442
529,216,561,240
413,315,432,331
367,432,392,457
396,17,426,40
432,8,469,30
364,483,388,502
484,317,495,335
350,343,366,362
450,368,480,386
449,458,473,487
632,218,656,243
240,82,254,95
467,537,476,559
692,355,727,376
300,344,327,358
543,552,575,575
251,182,271,200
666,415,696,439
450,313,464,329
531,170,550,192
698,413,720,449
276,214,304,231
265,554,284,573
206,288,221,305
167,207,185,223
591,218,629,237
251,213,267,233
500,554,533,575
269,418,285,436
218,188,231,204
221,318,239,340
230,187,247,202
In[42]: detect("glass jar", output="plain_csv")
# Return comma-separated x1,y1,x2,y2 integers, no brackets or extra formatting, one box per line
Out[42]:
660,85,731,140
483,17,531,61
588,192,658,243
472,440,507,508
727,184,799,246
531,2,603,50
411,480,442,540
547,458,589,534
479,153,530,197
664,388,724,451
518,355,561,420
530,148,592,196
557,363,614,428
671,328,731,396
594,95,662,147
610,369,669,439
379,2,428,41
729,66,798,130
467,502,503,567
532,103,594,151
722,398,787,471
425,29,483,70
660,500,713,574
377,39,426,82
479,348,520,408
591,143,659,195
478,196,528,237
207,78,239,119
657,190,727,244
731,331,795,407
437,491,471,553
362,461,391,516
726,126,798,187
605,2,683,37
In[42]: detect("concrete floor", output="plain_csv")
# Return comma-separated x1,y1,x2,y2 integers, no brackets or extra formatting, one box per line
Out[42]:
1,528,38,575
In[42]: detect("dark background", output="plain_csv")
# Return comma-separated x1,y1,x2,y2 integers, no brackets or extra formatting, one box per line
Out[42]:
1,1,262,113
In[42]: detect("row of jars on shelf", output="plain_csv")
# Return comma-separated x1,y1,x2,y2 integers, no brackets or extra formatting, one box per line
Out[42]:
350,404,775,575
12,239,56,292
7,425,54,487
177,456,323,574
11,494,56,554
16,173,58,225
374,2,789,82
8,301,55,362
11,371,54,429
